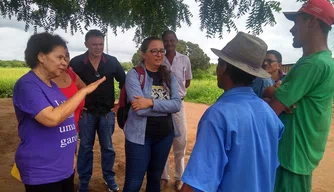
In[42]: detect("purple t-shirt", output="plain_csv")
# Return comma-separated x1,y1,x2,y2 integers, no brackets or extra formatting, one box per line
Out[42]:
13,71,77,185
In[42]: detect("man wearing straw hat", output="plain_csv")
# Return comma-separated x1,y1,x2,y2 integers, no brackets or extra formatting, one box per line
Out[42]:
266,0,334,191
179,32,284,192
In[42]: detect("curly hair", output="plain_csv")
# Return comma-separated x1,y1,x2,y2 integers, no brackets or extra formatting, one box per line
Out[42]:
24,32,67,69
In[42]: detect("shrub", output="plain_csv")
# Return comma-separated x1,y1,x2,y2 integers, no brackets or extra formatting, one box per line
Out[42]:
0,60,27,68
185,79,222,105
192,69,216,80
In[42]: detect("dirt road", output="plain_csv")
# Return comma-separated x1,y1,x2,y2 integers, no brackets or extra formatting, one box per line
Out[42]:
0,98,333,191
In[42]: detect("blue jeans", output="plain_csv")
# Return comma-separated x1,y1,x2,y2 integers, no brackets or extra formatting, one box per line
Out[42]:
123,132,174,192
77,111,118,191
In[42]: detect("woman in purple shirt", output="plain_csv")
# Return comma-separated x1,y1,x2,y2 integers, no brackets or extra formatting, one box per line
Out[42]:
12,32,105,192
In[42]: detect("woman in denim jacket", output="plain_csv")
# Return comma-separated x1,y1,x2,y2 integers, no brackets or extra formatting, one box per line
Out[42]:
123,37,181,192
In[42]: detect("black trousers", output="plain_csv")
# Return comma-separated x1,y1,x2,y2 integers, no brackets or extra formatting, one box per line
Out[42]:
25,173,74,192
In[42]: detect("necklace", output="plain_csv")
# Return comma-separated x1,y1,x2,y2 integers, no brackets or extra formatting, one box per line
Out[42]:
61,76,67,83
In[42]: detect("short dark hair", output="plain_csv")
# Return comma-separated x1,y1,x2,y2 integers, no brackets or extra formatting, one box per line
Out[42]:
162,30,178,40
218,58,256,86
267,50,282,63
24,32,67,69
85,29,104,42
319,19,331,35
301,13,331,35
140,36,162,53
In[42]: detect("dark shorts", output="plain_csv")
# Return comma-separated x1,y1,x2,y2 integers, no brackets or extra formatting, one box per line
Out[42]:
25,173,74,192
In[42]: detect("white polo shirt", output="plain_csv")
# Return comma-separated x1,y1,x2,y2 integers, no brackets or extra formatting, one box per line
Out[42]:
163,51,192,97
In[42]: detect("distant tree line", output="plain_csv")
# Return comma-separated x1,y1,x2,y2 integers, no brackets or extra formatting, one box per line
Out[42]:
0,60,27,68
120,62,133,72
0,56,216,80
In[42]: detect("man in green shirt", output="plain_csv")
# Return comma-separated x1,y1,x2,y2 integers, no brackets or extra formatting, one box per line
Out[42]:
268,0,334,191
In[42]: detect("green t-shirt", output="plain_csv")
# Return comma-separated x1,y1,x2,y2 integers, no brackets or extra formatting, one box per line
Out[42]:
275,50,334,175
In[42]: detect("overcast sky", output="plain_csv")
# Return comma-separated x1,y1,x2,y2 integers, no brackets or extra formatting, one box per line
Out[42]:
0,0,333,64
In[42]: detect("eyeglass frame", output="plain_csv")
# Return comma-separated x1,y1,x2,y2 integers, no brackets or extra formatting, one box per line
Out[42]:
263,59,278,65
148,49,166,56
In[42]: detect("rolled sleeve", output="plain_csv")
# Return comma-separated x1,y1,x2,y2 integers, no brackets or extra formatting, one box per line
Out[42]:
185,57,192,80
275,63,322,107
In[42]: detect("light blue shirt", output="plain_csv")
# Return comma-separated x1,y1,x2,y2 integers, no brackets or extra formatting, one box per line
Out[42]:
181,87,284,192
123,66,181,145
250,77,275,97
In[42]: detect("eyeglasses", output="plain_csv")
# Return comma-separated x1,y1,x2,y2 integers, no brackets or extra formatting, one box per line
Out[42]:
149,49,166,56
263,59,277,65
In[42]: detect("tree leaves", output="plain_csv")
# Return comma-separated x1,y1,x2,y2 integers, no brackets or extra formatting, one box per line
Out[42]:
0,0,192,43
183,40,211,70
196,0,282,38
1,0,333,43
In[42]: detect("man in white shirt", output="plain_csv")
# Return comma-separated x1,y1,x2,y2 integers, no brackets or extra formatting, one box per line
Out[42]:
161,30,193,191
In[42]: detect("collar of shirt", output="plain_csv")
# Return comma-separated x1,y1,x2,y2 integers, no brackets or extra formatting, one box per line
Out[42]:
82,51,107,65
276,69,286,82
163,51,183,65
220,86,256,100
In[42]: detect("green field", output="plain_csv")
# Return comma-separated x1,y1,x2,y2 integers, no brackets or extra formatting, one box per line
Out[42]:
0,68,29,98
185,79,222,105
0,68,222,105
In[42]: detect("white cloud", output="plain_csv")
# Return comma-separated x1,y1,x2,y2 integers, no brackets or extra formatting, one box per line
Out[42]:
0,18,26,30
0,27,33,60
0,0,333,64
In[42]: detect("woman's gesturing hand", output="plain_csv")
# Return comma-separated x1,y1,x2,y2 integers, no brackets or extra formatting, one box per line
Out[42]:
81,76,106,95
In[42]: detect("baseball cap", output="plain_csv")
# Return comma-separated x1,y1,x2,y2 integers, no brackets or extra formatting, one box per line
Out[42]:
283,0,334,26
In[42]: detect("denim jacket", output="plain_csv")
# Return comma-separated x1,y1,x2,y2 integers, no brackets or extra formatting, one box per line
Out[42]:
124,65,181,145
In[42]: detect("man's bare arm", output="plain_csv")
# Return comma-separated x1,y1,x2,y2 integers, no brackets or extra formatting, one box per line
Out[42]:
180,183,194,192
269,97,289,115
185,80,191,88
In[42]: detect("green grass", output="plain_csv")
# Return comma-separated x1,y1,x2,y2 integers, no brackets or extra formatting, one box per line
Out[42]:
0,68,222,105
185,79,223,105
0,68,29,97
185,68,223,105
